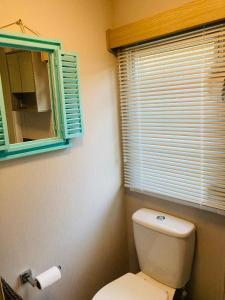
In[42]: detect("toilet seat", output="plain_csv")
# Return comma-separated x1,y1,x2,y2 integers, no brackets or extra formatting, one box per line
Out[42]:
137,272,175,300
92,273,175,300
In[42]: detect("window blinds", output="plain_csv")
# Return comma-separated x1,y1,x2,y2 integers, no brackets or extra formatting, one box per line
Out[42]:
118,23,225,212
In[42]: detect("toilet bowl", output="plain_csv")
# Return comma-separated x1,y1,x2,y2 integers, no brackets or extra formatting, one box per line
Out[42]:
93,208,195,300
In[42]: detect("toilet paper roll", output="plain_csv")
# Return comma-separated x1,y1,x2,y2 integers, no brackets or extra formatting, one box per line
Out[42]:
35,266,61,290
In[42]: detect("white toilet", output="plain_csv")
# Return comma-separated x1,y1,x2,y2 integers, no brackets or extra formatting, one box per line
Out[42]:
93,208,195,300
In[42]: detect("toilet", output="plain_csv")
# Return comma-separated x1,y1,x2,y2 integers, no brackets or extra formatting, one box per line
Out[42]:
93,208,195,300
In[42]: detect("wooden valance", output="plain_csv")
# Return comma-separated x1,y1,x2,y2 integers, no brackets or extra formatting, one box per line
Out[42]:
107,0,225,50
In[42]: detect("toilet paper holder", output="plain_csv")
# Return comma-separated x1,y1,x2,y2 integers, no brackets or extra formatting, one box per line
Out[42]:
20,266,62,289
20,269,37,287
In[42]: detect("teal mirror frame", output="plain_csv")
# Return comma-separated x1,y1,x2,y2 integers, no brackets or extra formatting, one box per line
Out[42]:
0,31,84,161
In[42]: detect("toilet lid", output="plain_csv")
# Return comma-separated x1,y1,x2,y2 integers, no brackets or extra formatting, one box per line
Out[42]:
93,273,168,300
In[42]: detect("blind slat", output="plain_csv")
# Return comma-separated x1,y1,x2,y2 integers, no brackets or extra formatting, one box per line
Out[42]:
118,22,225,212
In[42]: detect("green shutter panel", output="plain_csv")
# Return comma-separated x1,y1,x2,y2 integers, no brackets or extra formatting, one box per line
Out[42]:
59,51,84,139
0,78,9,151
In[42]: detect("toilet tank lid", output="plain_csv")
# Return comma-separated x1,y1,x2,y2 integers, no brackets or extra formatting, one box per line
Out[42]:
132,209,195,238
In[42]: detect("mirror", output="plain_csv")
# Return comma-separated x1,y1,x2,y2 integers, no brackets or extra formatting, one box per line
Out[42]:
0,31,83,161
0,47,56,144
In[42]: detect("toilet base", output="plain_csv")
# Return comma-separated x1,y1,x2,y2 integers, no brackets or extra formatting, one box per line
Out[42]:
173,288,188,300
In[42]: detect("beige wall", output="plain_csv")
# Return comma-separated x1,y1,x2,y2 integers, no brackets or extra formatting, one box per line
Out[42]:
112,1,225,300
0,1,128,299
112,0,191,27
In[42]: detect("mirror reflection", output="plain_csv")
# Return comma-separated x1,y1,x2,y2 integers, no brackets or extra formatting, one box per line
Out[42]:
0,47,56,144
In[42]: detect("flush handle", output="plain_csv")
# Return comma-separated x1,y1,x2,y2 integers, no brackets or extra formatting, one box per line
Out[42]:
156,215,166,221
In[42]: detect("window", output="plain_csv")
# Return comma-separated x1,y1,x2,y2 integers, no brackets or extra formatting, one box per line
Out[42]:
118,23,225,212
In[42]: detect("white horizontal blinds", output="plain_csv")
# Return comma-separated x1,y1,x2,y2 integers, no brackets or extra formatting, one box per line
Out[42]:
0,110,6,150
0,78,8,151
118,23,225,211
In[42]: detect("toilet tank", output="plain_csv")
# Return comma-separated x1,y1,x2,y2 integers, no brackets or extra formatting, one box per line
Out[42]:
132,208,195,289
